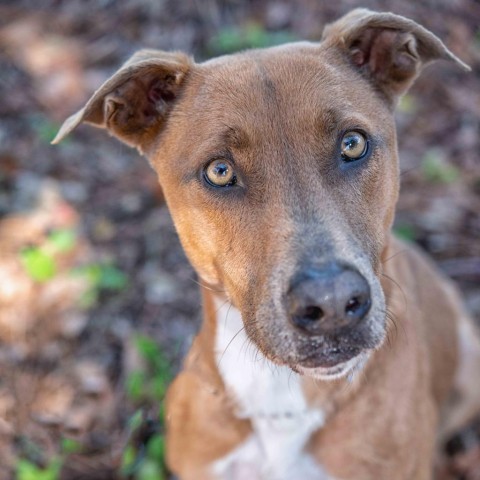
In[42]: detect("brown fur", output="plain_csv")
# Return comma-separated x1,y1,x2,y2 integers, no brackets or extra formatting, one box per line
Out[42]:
54,9,479,480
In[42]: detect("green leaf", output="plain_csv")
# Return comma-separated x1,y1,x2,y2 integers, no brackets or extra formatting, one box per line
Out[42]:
126,371,146,402
61,437,82,454
121,445,137,475
422,150,460,184
83,264,102,287
137,459,165,480
21,248,56,282
16,458,62,480
72,262,128,308
134,336,161,364
128,409,144,432
393,223,416,242
48,229,76,253
97,264,128,290
16,459,39,480
45,458,62,480
146,434,165,462
151,375,168,400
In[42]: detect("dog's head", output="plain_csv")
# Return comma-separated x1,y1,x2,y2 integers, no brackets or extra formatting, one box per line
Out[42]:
54,10,467,378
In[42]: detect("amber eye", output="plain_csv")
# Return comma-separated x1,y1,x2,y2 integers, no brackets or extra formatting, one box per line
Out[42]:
340,131,368,161
204,159,236,187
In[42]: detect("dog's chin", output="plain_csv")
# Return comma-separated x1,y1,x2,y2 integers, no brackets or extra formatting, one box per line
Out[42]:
294,351,371,381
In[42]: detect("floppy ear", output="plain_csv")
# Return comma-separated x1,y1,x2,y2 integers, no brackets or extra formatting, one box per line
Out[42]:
52,49,192,152
322,9,470,106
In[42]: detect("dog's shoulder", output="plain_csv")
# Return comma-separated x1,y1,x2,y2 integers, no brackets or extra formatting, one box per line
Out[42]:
385,235,467,403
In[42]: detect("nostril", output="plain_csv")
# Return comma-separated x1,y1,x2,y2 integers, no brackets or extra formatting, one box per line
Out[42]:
291,305,325,331
345,295,370,318
303,305,324,322
345,296,361,315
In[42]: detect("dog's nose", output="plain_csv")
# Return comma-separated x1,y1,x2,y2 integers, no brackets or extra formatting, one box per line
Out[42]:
287,264,371,335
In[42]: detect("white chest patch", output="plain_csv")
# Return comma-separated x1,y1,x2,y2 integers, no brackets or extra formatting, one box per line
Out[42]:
211,299,331,480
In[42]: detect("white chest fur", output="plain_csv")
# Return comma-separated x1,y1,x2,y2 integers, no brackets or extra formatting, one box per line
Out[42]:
211,299,331,480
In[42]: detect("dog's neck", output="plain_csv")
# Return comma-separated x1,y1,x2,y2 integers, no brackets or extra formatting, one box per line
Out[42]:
203,291,373,477
210,294,327,476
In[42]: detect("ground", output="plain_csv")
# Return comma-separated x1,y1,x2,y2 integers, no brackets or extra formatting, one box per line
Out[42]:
0,1,479,479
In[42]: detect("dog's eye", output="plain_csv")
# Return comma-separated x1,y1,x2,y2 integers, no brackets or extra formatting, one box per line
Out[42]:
341,131,368,161
204,159,236,187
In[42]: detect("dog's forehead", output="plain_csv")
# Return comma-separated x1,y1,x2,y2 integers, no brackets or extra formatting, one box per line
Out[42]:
185,43,386,140
197,44,345,107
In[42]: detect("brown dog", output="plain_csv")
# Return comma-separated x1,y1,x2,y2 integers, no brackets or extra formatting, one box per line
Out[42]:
54,9,480,480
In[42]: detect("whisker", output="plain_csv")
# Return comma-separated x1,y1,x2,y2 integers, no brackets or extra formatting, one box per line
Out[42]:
356,361,369,386
340,377,353,394
224,303,233,330
189,276,226,294
213,298,229,316
287,369,294,394
384,306,408,347
239,335,250,358
385,309,397,345
313,378,323,391
390,308,408,344
400,165,421,177
384,323,393,350
217,326,246,368
381,249,407,265
240,332,256,366
380,272,408,316
254,342,264,365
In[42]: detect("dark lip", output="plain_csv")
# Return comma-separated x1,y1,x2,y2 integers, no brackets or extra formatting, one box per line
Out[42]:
295,346,363,369
289,309,386,369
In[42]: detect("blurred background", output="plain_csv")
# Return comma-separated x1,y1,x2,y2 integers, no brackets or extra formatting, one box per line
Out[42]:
0,0,479,479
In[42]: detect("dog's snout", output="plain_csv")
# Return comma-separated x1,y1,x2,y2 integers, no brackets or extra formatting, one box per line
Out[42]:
287,264,371,335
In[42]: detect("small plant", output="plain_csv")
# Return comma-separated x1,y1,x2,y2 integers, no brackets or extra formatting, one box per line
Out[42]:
125,335,171,404
60,437,82,455
16,457,62,480
393,223,417,242
20,228,128,308
121,432,166,480
73,261,128,308
121,336,172,479
422,149,460,184
120,409,167,480
20,227,77,282
15,437,83,480
21,248,57,282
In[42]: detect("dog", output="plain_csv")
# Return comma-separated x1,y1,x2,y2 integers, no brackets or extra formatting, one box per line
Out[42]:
53,8,480,479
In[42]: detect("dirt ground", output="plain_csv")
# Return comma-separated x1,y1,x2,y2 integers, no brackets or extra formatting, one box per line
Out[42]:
0,1,479,479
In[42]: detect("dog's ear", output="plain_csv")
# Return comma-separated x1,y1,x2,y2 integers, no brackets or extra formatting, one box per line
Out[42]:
52,50,192,152
322,9,470,105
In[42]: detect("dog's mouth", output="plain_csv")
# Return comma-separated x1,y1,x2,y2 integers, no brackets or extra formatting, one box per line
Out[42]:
294,344,365,369
295,351,371,380
245,298,386,378
243,256,387,378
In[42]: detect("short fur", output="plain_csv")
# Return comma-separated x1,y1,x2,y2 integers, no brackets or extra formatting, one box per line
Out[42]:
54,9,480,480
